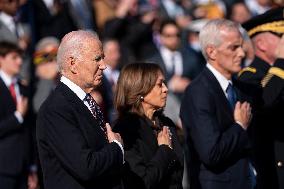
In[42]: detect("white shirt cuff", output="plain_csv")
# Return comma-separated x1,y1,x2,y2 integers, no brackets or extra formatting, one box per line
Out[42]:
236,121,245,130
14,111,23,124
112,140,125,163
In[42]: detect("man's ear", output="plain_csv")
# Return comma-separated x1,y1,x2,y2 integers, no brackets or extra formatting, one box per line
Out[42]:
0,55,7,68
255,37,266,52
69,56,78,74
206,45,217,61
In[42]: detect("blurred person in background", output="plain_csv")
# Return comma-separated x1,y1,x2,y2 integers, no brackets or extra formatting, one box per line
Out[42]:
148,19,202,126
227,1,254,67
100,38,121,123
32,0,77,41
185,18,208,68
244,0,272,16
32,36,60,113
149,19,202,96
68,0,97,31
103,39,121,89
93,0,117,34
0,0,30,49
227,1,252,25
103,0,158,63
159,0,185,20
158,0,191,29
190,0,226,19
272,0,284,6
113,63,183,189
0,41,37,189
0,0,32,83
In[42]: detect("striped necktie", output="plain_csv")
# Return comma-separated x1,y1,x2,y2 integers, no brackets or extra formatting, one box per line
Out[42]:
84,93,107,139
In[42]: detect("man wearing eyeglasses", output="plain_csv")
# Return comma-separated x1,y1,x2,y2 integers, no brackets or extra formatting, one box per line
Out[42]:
238,7,284,189
148,19,203,128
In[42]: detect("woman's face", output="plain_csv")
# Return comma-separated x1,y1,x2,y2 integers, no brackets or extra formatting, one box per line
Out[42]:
142,71,168,110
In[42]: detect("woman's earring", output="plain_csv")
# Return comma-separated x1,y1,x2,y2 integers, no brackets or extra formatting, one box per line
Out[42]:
140,96,144,101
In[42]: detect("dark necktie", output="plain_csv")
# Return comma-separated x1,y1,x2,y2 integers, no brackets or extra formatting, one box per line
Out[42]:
170,53,176,77
226,83,237,110
109,71,115,87
13,17,19,38
84,93,107,139
9,82,17,104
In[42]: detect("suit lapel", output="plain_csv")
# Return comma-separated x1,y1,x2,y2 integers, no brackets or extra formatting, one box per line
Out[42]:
56,83,106,139
0,76,16,108
0,76,9,94
203,68,234,120
0,20,18,43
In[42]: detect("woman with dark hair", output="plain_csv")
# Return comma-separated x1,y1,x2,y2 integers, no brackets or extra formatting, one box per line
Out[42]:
113,63,183,189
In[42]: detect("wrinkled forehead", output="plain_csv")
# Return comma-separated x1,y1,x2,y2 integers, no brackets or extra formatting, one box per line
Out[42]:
220,25,241,34
220,27,242,40
217,30,243,47
68,36,101,54
85,39,103,54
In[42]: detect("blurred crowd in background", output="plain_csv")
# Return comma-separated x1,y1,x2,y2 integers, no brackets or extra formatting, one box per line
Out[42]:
0,0,284,189
1,0,283,126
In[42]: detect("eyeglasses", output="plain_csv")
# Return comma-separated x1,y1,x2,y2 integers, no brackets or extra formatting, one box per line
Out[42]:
33,48,58,65
162,33,181,38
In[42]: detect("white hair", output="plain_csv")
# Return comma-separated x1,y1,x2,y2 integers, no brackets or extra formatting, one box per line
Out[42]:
199,19,240,60
57,30,99,72
35,37,60,51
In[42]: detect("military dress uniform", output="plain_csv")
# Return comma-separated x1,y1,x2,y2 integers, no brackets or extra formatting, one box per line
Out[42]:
238,57,279,189
239,7,284,189
262,58,284,189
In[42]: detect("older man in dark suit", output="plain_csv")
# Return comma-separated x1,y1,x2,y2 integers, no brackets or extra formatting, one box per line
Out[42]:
180,19,253,189
36,30,124,189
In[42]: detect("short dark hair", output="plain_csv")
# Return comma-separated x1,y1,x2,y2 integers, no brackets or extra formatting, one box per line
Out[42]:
159,19,180,34
0,41,22,57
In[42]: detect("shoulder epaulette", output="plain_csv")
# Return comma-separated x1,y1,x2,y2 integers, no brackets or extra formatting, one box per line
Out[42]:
261,67,284,87
269,67,284,79
238,67,257,77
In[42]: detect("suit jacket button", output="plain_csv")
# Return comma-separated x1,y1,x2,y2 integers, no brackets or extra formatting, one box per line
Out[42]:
277,161,283,168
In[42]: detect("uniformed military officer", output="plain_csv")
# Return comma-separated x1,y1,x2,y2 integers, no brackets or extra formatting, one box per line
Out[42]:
239,7,284,189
